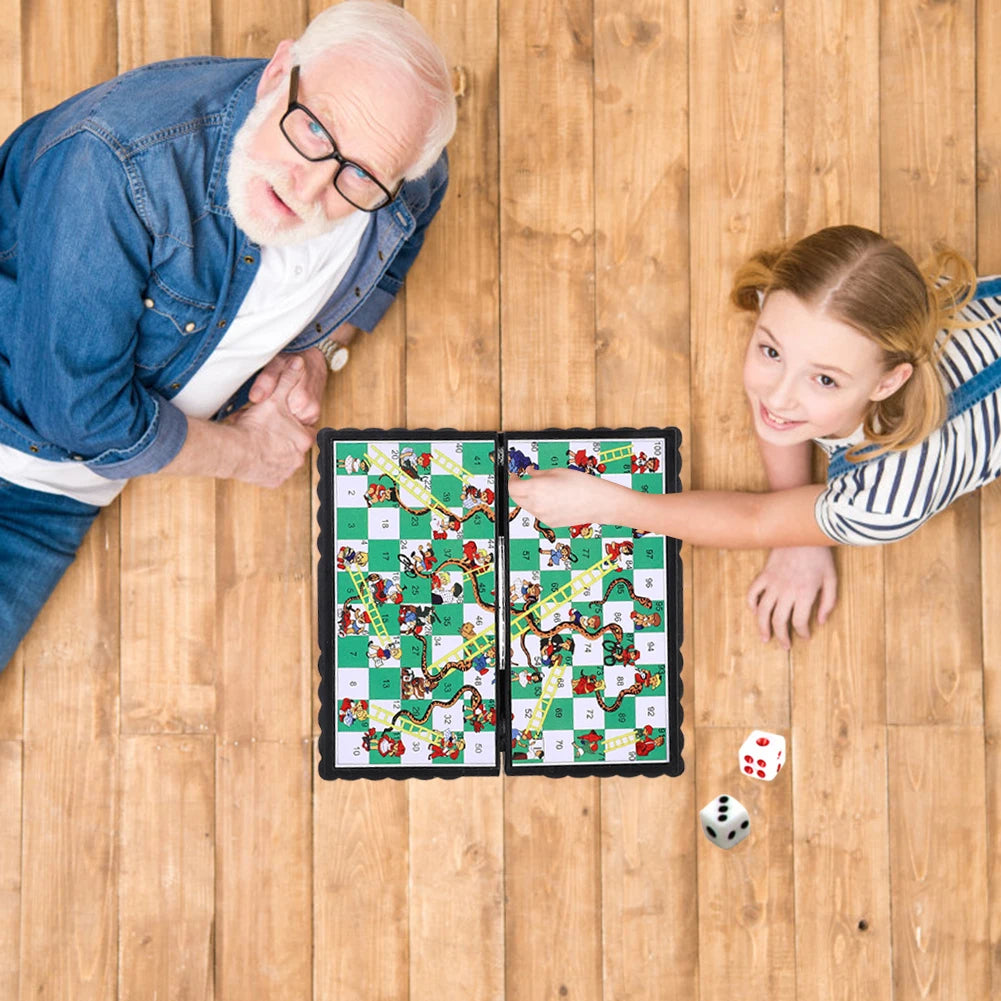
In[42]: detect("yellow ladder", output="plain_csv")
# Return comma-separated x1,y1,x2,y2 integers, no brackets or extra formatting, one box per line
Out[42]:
525,659,568,732
431,448,477,485
347,567,390,640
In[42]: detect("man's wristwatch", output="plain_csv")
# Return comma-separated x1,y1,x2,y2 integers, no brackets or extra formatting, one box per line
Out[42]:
316,336,350,372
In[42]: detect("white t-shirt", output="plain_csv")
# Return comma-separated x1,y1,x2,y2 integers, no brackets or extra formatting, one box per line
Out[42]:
0,211,369,505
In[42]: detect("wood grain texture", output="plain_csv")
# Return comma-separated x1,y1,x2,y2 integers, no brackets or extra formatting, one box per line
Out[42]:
216,738,312,1001
120,479,218,735
119,736,214,1001
977,7,1001,995
0,742,20,1001
689,0,789,730
20,736,118,1001
312,772,410,1001
880,0,983,727
887,726,990,1000
695,726,796,1000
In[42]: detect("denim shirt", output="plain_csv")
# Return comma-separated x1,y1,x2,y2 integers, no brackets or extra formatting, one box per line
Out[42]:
0,57,448,479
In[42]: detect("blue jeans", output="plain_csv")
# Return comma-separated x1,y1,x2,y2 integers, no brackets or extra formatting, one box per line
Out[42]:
0,477,99,671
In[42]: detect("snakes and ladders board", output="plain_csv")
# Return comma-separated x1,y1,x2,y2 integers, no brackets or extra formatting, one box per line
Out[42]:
316,428,684,780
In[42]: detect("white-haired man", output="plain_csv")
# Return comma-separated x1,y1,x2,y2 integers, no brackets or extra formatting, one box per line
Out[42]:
0,0,456,669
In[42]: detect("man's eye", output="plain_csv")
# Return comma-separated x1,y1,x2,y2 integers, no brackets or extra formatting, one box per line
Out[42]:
308,121,325,138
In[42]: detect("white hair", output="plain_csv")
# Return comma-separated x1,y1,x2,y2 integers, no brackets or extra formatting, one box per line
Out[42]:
291,0,456,180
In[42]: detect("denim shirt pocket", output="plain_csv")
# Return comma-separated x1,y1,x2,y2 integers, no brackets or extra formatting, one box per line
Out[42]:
134,274,214,371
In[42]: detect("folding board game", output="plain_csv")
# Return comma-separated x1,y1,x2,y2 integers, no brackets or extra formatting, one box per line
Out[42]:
316,427,684,780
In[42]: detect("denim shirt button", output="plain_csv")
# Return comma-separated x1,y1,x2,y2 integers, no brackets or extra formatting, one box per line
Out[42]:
170,382,180,390
71,454,84,461
143,297,154,308
184,321,196,333
354,286,361,297
29,444,38,453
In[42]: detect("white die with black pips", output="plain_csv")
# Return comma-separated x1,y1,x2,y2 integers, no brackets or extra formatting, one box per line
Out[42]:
699,794,750,849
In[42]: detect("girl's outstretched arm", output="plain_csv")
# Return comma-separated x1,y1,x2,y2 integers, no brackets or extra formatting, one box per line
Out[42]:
507,466,832,549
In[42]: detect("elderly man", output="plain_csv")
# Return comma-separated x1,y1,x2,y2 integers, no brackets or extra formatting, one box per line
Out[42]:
0,0,456,669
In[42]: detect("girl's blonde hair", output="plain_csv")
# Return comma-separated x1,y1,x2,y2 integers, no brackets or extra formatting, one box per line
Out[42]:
731,224,976,462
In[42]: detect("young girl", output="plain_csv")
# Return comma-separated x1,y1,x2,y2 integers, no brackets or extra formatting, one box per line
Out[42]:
508,225,996,648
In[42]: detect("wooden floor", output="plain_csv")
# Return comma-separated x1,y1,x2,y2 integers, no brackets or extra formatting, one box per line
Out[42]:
2,0,999,998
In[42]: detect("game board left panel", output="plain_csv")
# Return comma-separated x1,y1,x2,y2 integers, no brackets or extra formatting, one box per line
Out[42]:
317,429,501,779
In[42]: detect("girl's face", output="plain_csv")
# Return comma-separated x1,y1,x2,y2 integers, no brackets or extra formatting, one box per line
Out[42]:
742,290,913,445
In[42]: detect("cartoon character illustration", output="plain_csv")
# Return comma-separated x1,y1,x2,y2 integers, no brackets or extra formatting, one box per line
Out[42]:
337,545,368,570
399,604,436,636
367,573,402,604
508,447,539,478
462,484,495,509
604,539,634,568
577,729,604,754
567,449,606,475
635,724,665,756
630,609,662,630
428,732,465,760
568,522,594,538
630,452,660,474
365,482,391,506
367,639,401,667
572,672,604,695
338,605,371,636
465,700,496,732
338,455,369,474
540,542,576,568
362,727,405,758
338,698,369,726
401,667,432,700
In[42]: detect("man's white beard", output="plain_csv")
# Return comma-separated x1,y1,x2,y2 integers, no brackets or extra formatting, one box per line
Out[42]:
226,91,341,247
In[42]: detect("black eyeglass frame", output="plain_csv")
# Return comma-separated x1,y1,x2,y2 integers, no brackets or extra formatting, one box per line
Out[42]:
278,64,399,212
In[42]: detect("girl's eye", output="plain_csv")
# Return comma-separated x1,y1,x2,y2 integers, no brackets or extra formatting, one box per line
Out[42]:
760,344,779,360
817,374,838,388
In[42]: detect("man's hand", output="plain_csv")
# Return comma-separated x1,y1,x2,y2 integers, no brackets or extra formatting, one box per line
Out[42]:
162,356,317,487
746,546,838,650
248,347,328,426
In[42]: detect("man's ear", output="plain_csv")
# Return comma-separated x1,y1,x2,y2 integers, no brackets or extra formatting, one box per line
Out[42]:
257,39,295,99
871,361,914,402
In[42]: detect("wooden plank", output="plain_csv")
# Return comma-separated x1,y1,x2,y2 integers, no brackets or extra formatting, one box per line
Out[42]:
216,738,312,1001
20,736,118,1001
791,545,893,1000
312,771,410,1000
119,735,214,1000
120,479,218,734
695,726,795,999
499,0,602,997
977,6,1001,995
881,0,982,726
887,726,989,1000
592,4,697,999
398,2,506,999
689,0,788,730
118,0,211,67
0,742,20,1001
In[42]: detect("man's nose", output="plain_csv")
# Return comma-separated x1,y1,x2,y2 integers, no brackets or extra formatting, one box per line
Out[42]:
293,160,337,207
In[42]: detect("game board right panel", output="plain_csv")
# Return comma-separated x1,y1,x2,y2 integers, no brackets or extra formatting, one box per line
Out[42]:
502,429,684,778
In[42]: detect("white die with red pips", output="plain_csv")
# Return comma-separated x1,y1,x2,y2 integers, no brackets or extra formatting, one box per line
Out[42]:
738,729,786,781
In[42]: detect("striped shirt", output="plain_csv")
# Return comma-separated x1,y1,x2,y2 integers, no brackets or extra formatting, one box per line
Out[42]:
814,277,1001,545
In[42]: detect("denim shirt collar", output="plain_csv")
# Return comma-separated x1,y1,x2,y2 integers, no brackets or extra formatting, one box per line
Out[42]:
205,65,264,219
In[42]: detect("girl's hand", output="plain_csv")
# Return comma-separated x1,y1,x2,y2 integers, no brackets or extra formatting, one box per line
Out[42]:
507,467,621,528
746,546,838,650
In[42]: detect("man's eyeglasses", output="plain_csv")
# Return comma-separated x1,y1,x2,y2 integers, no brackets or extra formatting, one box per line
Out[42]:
279,65,398,212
